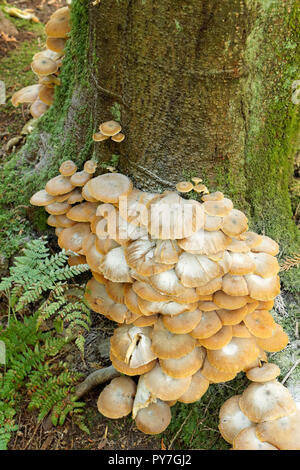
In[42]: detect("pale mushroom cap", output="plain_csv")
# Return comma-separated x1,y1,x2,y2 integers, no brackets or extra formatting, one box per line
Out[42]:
30,189,57,206
97,376,136,419
203,198,233,217
67,201,98,222
177,370,210,403
245,272,281,302
232,426,278,450
100,246,132,283
58,222,91,252
218,395,254,444
221,209,248,237
175,252,222,288
99,120,122,136
206,336,260,373
93,131,110,142
87,173,133,203
239,380,297,423
110,351,157,376
70,170,92,187
12,84,41,106
246,362,281,382
50,6,70,20
31,57,59,76
45,201,71,215
178,229,231,256
162,308,202,334
251,235,279,256
83,160,97,174
135,400,171,435
143,363,192,401
30,98,49,118
255,410,300,450
202,191,224,202
45,174,74,196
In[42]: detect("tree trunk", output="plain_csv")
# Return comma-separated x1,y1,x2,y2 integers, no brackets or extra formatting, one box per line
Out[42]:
2,0,299,256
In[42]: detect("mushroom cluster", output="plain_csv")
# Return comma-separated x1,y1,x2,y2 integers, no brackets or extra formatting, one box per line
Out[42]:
93,120,125,143
218,362,300,449
11,6,70,118
30,166,289,436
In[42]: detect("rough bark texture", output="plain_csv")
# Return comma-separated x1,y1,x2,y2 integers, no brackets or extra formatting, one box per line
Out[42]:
1,0,299,260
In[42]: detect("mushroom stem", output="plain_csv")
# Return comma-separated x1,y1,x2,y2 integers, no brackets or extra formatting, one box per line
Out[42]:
74,365,120,399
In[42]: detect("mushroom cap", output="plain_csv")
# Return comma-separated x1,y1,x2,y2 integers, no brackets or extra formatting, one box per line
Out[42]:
151,319,196,359
83,160,97,174
176,181,194,193
125,238,174,277
190,310,222,339
135,400,171,435
246,362,281,383
118,188,156,227
86,173,133,203
46,36,67,53
38,85,55,105
228,252,256,275
200,357,237,383
159,347,206,378
195,277,223,296
221,209,248,237
12,84,41,106
204,214,223,232
250,252,280,279
110,351,157,376
193,183,209,194
149,269,199,302
93,132,110,142
67,202,98,222
70,170,92,187
241,231,263,249
218,395,254,444
58,222,90,252
100,246,132,283
47,214,76,228
255,410,300,450
177,370,210,403
30,189,57,206
111,132,125,142
175,252,222,288
231,322,251,338
203,198,233,216
217,305,249,326
198,325,233,350
45,14,71,38
143,363,192,401
202,191,224,201
30,98,49,118
59,160,77,177
226,238,250,253
45,174,74,196
213,291,248,310
154,239,181,265
31,56,59,76
50,6,70,20
206,336,260,373
162,308,202,334
110,325,153,362
133,314,158,327
232,426,278,450
251,235,279,256
255,323,289,352
145,191,204,240
239,380,297,423
97,376,136,419
99,120,122,136
45,201,71,215
178,229,231,255
132,375,157,419
68,254,87,267
243,309,276,338
245,274,280,301
137,297,197,317
222,274,249,297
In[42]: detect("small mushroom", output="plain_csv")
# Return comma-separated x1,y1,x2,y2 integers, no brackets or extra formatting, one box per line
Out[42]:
99,120,122,137
97,376,136,419
175,181,194,193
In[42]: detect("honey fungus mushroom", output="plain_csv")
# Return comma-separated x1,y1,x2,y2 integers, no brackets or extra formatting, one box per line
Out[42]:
97,376,136,419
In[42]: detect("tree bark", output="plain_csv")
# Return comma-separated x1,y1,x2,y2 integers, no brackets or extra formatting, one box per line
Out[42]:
3,0,300,255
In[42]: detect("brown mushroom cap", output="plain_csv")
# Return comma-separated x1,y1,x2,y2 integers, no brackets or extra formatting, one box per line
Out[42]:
176,181,194,193
97,376,136,419
213,291,248,310
99,120,122,136
45,14,71,38
246,362,280,382
190,310,222,339
206,336,260,373
46,37,67,53
198,325,233,350
218,395,254,444
87,173,133,203
251,235,279,256
159,347,206,379
111,132,125,142
151,319,197,359
83,160,97,174
221,209,248,237
110,351,157,376
243,309,276,338
162,308,202,334
177,370,210,403
201,357,237,383
135,400,172,435
30,98,49,118
255,323,289,352
245,274,280,301
217,305,249,326
100,246,132,283
58,222,91,252
45,201,71,215
93,132,110,142
59,160,77,177
239,380,297,423
67,202,98,222
38,85,55,105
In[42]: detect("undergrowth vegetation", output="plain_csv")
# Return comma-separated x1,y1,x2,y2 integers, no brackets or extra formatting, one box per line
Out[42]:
0,238,91,450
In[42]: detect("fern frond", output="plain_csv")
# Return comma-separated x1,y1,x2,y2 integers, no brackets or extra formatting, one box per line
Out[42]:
280,252,300,271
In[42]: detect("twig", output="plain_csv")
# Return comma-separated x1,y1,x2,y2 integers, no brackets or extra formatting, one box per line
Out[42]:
22,421,42,450
281,358,300,385
168,409,193,450
74,364,120,399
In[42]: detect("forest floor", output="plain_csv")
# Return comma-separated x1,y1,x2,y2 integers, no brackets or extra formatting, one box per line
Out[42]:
0,0,299,453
